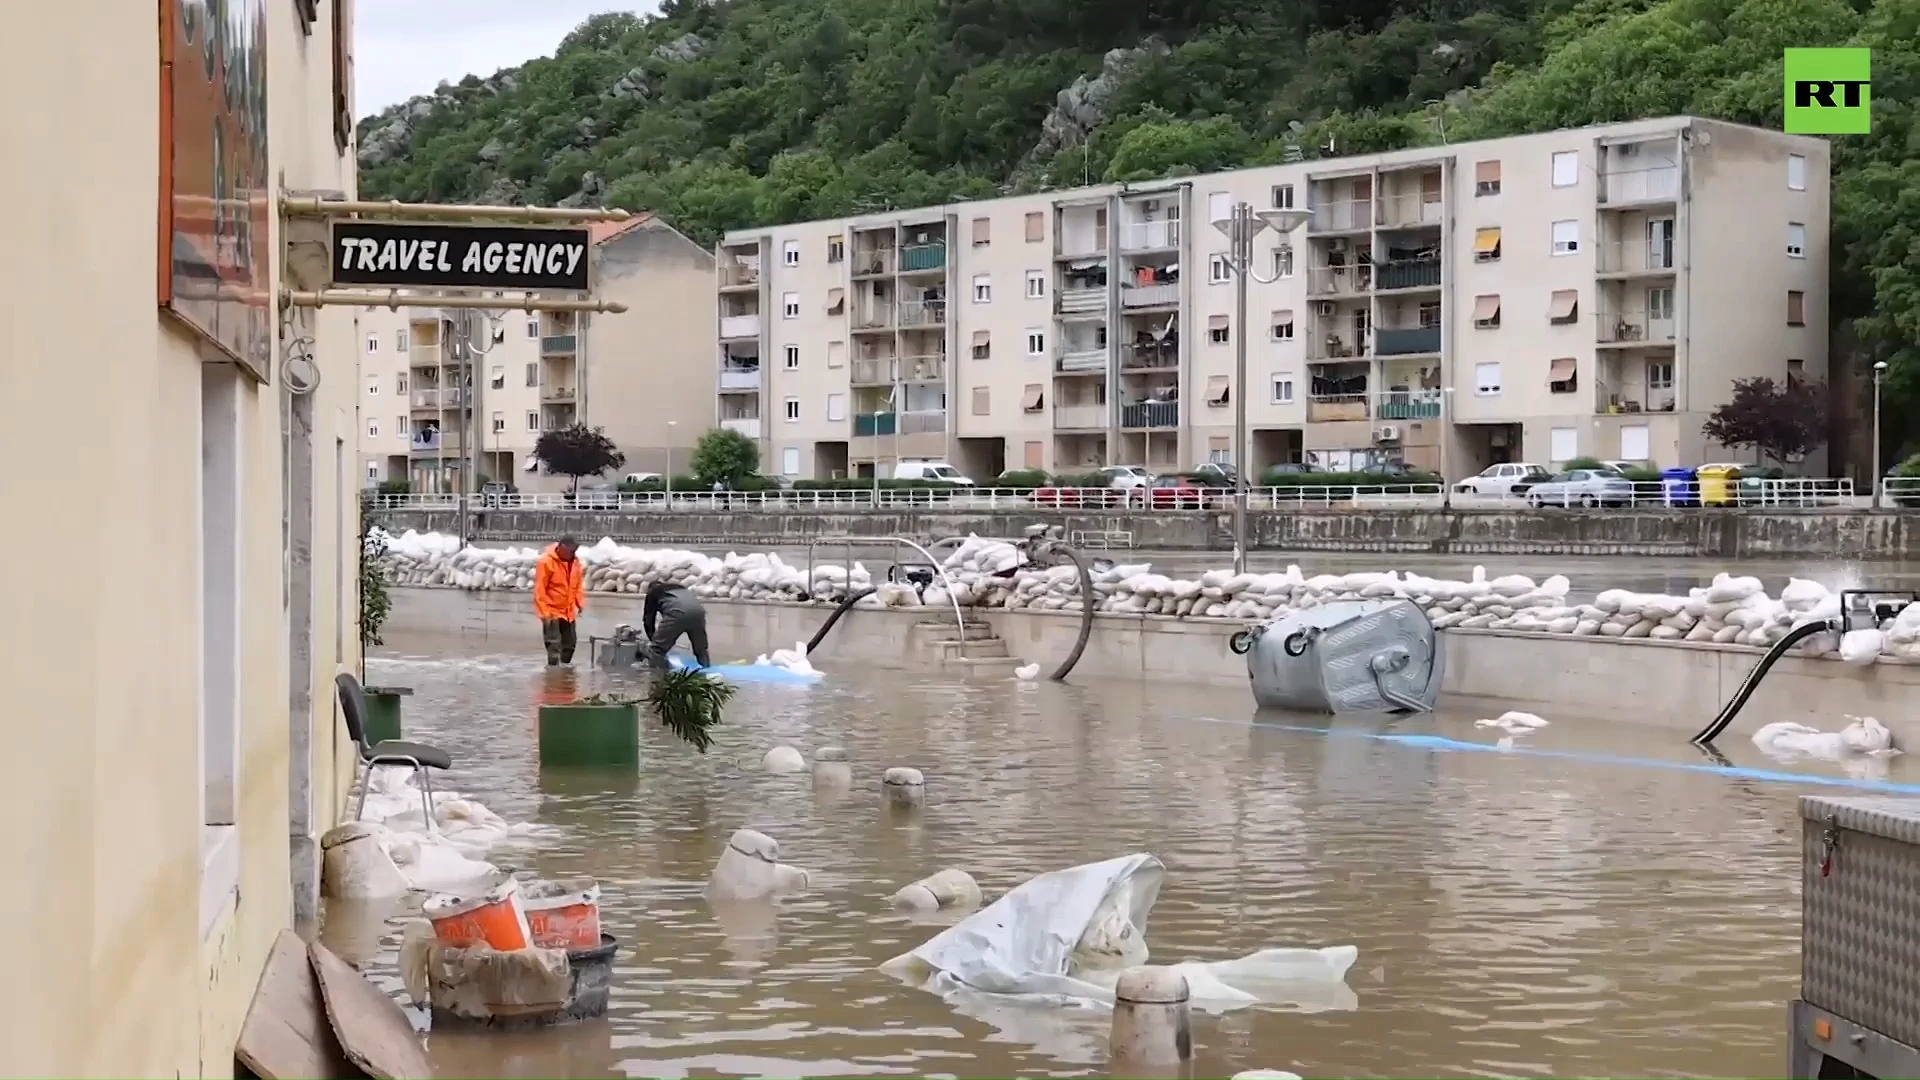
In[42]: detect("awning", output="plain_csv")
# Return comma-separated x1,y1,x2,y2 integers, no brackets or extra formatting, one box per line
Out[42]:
1208,314,1229,329
1474,160,1500,184
1068,259,1102,271
1271,308,1294,326
1472,294,1501,321
1548,289,1578,320
1473,227,1501,254
971,217,990,244
1206,375,1230,404
1021,383,1044,411
1548,357,1577,382
826,287,845,314
971,329,990,346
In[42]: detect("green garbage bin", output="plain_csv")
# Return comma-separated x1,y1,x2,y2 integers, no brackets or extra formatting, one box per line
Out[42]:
362,685,413,744
539,702,641,767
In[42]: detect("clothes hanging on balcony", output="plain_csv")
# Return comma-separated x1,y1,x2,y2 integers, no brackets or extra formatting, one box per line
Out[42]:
1311,371,1367,398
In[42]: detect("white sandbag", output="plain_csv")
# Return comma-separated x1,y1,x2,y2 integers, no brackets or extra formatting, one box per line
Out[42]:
762,745,808,773
710,828,810,901
321,821,411,899
891,868,984,913
1839,629,1885,666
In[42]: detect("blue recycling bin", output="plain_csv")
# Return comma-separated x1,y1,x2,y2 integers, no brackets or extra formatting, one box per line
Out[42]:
1661,466,1699,507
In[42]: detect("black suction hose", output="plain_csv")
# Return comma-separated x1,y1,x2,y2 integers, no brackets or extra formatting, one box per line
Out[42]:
1690,618,1838,745
806,587,876,654
1046,544,1096,682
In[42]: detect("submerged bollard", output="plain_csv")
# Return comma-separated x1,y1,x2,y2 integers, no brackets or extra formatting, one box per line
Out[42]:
320,821,409,900
882,767,926,806
709,828,810,900
762,745,807,774
890,868,982,913
812,746,853,788
1109,967,1192,1077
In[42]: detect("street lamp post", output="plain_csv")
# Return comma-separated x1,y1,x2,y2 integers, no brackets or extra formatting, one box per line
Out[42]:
1215,203,1311,575
1873,360,1888,508
1439,386,1456,508
666,419,678,505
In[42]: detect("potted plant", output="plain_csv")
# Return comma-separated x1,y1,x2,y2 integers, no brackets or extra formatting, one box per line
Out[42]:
538,669,733,766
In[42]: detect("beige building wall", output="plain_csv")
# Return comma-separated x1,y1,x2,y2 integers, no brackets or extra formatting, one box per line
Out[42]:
588,218,717,475
0,1,359,1075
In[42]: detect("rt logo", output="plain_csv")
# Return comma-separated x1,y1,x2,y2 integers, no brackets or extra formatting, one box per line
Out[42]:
1785,48,1871,134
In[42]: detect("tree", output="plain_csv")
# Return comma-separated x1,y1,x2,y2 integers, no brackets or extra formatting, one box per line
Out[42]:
1702,378,1830,464
688,426,761,486
534,423,626,493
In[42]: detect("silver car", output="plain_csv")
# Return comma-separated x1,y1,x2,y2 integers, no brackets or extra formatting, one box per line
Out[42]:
1527,469,1636,508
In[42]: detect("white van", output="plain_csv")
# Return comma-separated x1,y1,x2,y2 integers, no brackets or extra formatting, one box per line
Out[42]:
892,460,975,485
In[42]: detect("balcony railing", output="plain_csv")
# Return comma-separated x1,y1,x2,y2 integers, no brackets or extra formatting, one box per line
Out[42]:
900,299,945,327
410,431,460,452
899,353,945,381
1596,238,1677,275
1597,313,1677,345
718,365,761,391
721,417,763,439
541,334,577,355
1376,326,1442,356
1310,199,1371,232
1601,165,1680,204
541,385,577,403
1306,394,1369,422
1120,401,1178,429
900,409,946,434
854,410,947,436
1056,346,1106,373
851,358,895,386
719,264,761,288
410,388,467,408
851,249,895,277
1120,220,1180,251
1375,388,1442,420
1375,257,1442,291
1057,287,1106,314
1121,283,1179,309
1307,265,1370,296
900,242,947,272
1120,343,1178,371
719,313,761,339
1307,339,1369,361
1379,192,1445,228
1054,403,1107,429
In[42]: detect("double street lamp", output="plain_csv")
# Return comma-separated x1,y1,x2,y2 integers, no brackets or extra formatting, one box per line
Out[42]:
1873,359,1888,507
1214,203,1312,574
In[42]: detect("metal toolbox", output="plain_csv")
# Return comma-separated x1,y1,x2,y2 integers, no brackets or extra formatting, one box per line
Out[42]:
1800,795,1920,1048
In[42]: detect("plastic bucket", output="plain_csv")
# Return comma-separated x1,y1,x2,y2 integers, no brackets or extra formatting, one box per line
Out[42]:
424,879,532,951
522,881,602,950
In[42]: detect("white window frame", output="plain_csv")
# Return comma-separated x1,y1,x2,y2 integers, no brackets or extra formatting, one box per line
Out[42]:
1787,153,1807,191
1270,316,1295,342
784,344,800,370
490,366,505,390
826,392,846,422
394,329,407,351
1647,361,1675,391
367,419,378,438
1474,361,1503,396
1648,286,1674,321
491,411,506,434
784,396,800,422
366,461,379,481
365,375,378,396
1551,219,1579,256
972,274,992,303
1270,374,1295,404
526,318,539,338
1208,254,1231,284
1551,151,1578,188
1025,270,1046,298
525,411,540,431
1271,245,1294,278
1025,329,1046,356
1208,191,1232,222
783,240,800,266
395,416,405,439
1787,222,1806,258
1270,183,1295,209
364,333,378,352
782,292,799,319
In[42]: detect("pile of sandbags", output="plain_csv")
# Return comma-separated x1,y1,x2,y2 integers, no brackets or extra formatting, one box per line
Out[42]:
369,531,1920,661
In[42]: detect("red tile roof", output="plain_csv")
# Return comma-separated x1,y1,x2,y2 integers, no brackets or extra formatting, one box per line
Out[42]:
590,211,656,245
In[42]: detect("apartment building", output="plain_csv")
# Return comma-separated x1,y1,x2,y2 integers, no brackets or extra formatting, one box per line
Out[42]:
716,116,1829,480
361,214,716,490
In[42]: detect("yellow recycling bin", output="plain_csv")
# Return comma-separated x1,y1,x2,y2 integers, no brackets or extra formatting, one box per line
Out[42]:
1697,464,1738,506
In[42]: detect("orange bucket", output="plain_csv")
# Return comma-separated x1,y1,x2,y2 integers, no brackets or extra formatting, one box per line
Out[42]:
424,880,532,951
522,880,602,950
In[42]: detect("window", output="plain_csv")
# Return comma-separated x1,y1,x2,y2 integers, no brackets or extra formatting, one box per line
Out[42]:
1788,154,1807,191
1270,309,1295,341
366,461,379,481
1021,383,1044,413
1474,160,1501,196
1272,245,1294,278
1549,357,1577,393
1548,289,1579,324
972,274,992,303
1620,424,1650,462
1270,183,1295,209
525,363,538,387
1789,357,1806,387
782,446,802,476
825,287,845,315
1205,375,1230,406
971,331,990,360
784,397,800,422
971,217,990,245
826,393,846,422
1419,300,1442,328
1024,440,1044,469
526,411,540,431
1551,151,1578,187
1647,361,1674,391
395,330,407,351
367,419,379,438
827,340,845,368
1788,290,1806,326
782,292,799,318
1551,219,1579,255
396,373,408,393
365,333,378,352
784,345,800,370
1209,191,1231,222
490,366,505,390
1026,329,1046,356
395,416,405,438
1208,314,1230,344
828,236,845,262
1648,287,1674,322
526,319,538,338
1474,361,1502,396
1271,374,1295,404
1026,270,1046,298
783,240,800,266
492,411,506,434
1787,222,1806,258
365,375,378,396
1550,426,1578,462
1472,294,1501,328
1208,254,1231,284
1025,212,1044,242
971,386,991,415
1473,227,1501,262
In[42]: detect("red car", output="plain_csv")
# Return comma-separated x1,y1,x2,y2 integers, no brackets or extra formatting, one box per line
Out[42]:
1146,474,1227,510
1027,486,1138,509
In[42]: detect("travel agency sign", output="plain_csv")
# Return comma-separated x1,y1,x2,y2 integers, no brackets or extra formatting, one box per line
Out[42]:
329,221,594,292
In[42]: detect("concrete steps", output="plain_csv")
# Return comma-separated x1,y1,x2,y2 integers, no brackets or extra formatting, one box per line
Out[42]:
909,618,1027,674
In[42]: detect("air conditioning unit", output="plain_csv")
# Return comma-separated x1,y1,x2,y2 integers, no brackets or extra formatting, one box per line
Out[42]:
1317,301,1337,317
1374,424,1401,442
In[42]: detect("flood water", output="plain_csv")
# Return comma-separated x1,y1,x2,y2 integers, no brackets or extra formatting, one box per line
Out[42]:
338,641,1920,1079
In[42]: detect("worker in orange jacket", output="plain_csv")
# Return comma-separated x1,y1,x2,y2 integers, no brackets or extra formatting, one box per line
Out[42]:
533,535,586,666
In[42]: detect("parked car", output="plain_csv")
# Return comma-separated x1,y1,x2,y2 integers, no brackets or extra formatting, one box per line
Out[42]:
1147,473,1227,510
1190,462,1238,484
1527,469,1637,508
892,460,975,485
1099,464,1154,492
571,482,622,509
1454,462,1550,496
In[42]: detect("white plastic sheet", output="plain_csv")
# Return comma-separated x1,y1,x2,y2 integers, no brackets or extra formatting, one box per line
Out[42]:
879,853,1357,1014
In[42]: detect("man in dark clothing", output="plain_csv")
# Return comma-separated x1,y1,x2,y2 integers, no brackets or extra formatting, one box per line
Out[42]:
643,580,711,671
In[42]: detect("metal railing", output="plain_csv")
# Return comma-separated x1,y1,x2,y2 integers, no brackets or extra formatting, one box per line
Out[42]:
899,299,945,327
1053,403,1107,429
1454,477,1857,508
1120,401,1178,428
1121,283,1179,309
1121,343,1178,371
1057,287,1106,314
718,365,761,390
1308,265,1369,296
719,264,761,288
1375,326,1442,355
541,386,576,402
1120,220,1180,251
1600,165,1680,204
1310,199,1370,232
1055,346,1107,373
719,314,761,339
851,248,895,277
1378,192,1444,228
540,334,577,355
1305,393,1369,422
720,417,762,438
1597,238,1677,275
1596,313,1677,345
1375,257,1442,291
1886,477,1920,508
900,242,947,272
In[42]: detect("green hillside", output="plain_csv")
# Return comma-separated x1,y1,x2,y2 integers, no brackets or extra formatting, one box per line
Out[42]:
358,0,1920,460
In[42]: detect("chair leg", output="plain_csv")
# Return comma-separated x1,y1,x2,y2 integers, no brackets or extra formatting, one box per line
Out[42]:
417,766,437,834
349,758,372,822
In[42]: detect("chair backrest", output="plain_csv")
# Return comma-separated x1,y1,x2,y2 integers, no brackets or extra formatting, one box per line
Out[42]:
335,672,372,755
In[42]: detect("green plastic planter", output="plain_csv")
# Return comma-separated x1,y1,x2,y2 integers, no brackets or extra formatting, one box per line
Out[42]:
539,703,641,767
362,686,413,744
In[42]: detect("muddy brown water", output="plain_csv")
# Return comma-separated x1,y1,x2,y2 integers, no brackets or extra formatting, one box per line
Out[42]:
335,639,1920,1078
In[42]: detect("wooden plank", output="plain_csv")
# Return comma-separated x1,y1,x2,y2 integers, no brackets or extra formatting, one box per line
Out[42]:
235,930,355,1080
309,940,433,1080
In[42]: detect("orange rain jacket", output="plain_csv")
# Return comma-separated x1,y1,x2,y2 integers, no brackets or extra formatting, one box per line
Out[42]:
533,546,586,622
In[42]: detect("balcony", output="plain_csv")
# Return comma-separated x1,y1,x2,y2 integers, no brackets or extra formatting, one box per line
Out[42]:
900,242,947,273
1057,287,1106,315
1597,312,1676,346
719,263,760,289
1054,403,1107,429
1310,199,1371,233
410,388,467,409
852,308,893,332
718,364,761,391
1120,401,1178,429
851,358,895,386
1121,283,1179,309
409,431,461,453
721,417,763,439
541,385,577,404
541,334,577,355
1055,346,1107,374
1306,394,1369,422
1596,238,1676,276
1376,326,1442,356
900,299,945,327
1120,220,1180,251
719,313,761,340
1121,343,1178,372
851,249,895,277
1375,388,1442,420
899,353,945,381
1600,165,1680,205
1379,192,1444,228
1308,265,1370,297
1307,338,1369,361
1375,257,1442,291
854,410,947,437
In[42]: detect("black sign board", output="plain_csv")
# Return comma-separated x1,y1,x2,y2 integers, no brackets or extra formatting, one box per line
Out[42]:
329,221,593,292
